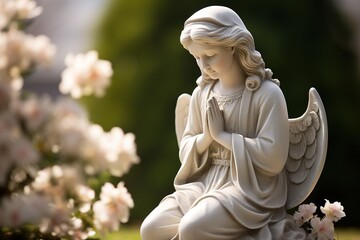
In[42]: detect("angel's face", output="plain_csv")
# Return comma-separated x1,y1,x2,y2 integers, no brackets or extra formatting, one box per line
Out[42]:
187,41,236,80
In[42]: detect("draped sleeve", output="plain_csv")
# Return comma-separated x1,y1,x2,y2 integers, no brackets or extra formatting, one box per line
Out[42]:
174,85,211,186
231,81,289,208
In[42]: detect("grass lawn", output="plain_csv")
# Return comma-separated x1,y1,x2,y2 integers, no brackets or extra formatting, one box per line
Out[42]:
100,226,360,240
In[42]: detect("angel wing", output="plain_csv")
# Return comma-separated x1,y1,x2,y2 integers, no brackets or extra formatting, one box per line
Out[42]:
285,88,328,209
175,93,191,147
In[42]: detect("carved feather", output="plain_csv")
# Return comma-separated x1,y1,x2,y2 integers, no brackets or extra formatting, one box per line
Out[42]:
304,125,316,145
289,131,302,144
285,157,301,173
289,166,309,184
305,152,316,169
305,141,316,159
289,133,307,160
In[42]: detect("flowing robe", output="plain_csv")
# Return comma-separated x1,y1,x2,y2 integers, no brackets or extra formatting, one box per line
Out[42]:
172,79,291,230
151,79,308,239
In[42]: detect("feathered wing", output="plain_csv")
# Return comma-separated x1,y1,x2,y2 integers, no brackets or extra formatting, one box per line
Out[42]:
175,93,191,147
285,88,328,209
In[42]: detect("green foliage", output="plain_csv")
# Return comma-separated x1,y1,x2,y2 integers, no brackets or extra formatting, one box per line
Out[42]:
87,0,360,226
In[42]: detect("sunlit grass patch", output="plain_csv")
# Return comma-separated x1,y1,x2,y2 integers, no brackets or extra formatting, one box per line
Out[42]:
100,226,360,240
335,228,360,240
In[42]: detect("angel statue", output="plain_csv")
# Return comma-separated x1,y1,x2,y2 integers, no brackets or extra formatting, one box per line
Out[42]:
141,5,327,240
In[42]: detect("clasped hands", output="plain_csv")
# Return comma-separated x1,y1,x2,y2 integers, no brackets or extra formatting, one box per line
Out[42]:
196,96,232,154
205,97,225,142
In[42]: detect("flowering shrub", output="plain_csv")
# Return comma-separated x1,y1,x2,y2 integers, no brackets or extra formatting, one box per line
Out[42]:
0,0,139,239
293,199,346,240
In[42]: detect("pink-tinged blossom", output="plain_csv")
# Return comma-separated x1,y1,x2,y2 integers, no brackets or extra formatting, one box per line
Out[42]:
10,136,39,166
0,27,55,89
32,165,85,200
27,34,56,66
0,27,31,72
0,193,52,227
106,127,140,177
293,202,317,226
60,51,113,98
39,203,71,236
0,0,42,30
44,98,89,157
93,182,134,233
16,94,52,133
76,184,95,213
309,216,334,240
84,125,139,177
320,199,346,222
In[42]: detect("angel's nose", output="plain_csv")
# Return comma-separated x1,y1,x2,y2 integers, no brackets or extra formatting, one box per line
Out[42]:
198,58,209,71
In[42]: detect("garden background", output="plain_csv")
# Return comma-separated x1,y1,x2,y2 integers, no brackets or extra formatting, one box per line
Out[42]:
25,0,360,233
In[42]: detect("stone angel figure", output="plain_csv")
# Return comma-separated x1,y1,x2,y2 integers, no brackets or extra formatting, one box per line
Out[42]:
141,6,327,240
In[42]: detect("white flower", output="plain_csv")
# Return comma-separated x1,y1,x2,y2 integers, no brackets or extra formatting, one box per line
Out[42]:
0,193,52,227
43,98,89,157
320,199,346,222
84,125,139,177
32,165,85,202
76,184,95,213
0,0,42,29
0,27,32,72
0,27,55,89
32,167,52,192
10,136,39,166
60,51,113,98
310,216,334,240
27,34,56,66
107,127,139,177
39,203,71,235
93,182,134,232
12,0,43,20
293,202,317,226
16,94,52,133
81,124,109,173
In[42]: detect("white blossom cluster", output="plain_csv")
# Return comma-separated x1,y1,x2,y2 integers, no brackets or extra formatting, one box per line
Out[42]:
0,1,139,239
0,0,42,30
293,199,346,240
0,0,55,90
60,51,113,98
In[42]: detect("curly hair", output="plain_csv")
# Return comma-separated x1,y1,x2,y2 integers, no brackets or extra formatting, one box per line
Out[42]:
180,6,279,91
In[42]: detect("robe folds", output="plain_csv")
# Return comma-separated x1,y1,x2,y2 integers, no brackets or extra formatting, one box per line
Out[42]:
159,80,307,239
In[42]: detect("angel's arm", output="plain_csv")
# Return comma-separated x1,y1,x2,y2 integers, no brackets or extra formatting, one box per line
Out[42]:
180,87,213,156
233,83,289,176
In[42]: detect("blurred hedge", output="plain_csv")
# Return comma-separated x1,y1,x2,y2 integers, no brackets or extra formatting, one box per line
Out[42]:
84,0,360,227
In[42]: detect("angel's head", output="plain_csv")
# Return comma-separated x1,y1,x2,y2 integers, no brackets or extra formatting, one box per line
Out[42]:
180,5,278,90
